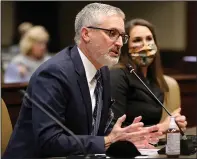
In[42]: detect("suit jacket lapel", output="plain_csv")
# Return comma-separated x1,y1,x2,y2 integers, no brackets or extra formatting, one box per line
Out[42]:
70,46,92,134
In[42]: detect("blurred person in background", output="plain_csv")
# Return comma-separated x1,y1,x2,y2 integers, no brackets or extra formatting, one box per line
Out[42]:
110,18,187,134
4,25,51,83
1,22,33,75
9,22,33,55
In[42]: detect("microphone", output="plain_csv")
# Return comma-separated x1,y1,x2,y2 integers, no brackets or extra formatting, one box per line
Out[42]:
126,63,196,155
19,90,87,157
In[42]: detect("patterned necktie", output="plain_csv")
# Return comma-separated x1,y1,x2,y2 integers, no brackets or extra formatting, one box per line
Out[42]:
91,70,103,136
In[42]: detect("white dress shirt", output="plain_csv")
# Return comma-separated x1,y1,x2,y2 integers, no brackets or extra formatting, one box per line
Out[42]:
78,47,97,114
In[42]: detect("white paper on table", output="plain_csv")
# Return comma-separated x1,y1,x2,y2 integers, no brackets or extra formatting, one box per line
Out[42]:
135,156,149,158
95,154,110,158
138,148,159,156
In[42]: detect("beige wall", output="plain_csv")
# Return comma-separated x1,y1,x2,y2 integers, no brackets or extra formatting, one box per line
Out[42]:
58,1,187,51
1,2,187,51
1,1,15,46
122,1,187,51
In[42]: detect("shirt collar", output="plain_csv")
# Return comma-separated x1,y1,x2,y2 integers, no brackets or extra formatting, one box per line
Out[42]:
78,47,97,83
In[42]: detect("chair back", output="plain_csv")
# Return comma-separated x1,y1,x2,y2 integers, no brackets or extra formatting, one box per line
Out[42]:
1,99,13,156
160,75,181,122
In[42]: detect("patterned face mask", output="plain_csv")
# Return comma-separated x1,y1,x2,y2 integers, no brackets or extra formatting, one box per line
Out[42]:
129,43,157,67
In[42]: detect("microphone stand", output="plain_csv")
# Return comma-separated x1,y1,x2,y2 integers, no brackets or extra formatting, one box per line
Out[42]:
19,90,87,157
126,64,196,155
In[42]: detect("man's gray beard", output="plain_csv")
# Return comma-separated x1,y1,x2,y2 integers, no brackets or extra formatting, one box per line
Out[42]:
97,53,119,68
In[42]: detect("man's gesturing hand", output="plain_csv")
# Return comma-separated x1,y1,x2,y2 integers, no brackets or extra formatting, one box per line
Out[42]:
104,115,163,150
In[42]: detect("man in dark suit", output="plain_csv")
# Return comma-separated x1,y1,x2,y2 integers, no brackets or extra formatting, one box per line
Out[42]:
3,3,162,158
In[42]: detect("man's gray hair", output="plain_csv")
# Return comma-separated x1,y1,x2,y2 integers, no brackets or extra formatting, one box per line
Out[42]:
74,3,125,45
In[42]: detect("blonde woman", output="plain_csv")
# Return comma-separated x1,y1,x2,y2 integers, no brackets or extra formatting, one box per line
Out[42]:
9,22,33,55
4,26,51,83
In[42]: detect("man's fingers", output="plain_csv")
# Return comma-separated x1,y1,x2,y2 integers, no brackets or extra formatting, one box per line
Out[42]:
122,122,144,132
148,137,159,144
145,125,159,132
143,125,163,138
116,114,126,127
128,136,146,143
132,116,142,124
149,131,163,138
126,129,150,140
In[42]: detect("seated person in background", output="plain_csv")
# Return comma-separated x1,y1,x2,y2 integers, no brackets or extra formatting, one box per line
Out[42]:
110,18,187,134
4,25,51,83
9,22,33,55
3,4,163,158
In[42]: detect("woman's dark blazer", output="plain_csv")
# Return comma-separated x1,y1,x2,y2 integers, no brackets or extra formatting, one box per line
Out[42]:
110,67,164,126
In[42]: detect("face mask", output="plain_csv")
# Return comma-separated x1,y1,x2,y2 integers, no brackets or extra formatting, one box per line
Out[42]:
129,43,157,67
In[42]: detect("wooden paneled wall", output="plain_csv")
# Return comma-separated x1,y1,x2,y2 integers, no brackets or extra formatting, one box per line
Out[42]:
171,74,197,127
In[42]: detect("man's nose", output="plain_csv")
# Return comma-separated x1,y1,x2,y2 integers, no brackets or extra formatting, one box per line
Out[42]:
115,36,123,47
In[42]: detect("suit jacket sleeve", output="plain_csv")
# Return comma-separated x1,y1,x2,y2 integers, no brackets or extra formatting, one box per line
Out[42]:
30,64,105,157
110,68,131,126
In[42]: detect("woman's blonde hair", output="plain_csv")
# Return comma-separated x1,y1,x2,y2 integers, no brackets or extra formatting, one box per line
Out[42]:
18,22,33,36
20,25,49,55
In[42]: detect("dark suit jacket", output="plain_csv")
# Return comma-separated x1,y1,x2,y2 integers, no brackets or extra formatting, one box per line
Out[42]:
3,45,113,158
110,67,163,126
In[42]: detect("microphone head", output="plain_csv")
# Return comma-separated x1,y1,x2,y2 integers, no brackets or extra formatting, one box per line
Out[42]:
126,64,134,72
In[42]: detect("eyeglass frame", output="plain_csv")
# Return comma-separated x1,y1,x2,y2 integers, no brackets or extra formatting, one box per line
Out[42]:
87,26,129,44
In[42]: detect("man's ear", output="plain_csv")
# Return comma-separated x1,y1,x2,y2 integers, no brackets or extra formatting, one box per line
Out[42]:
81,27,90,43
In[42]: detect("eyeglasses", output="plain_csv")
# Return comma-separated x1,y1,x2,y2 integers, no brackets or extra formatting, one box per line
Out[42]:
87,26,129,44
